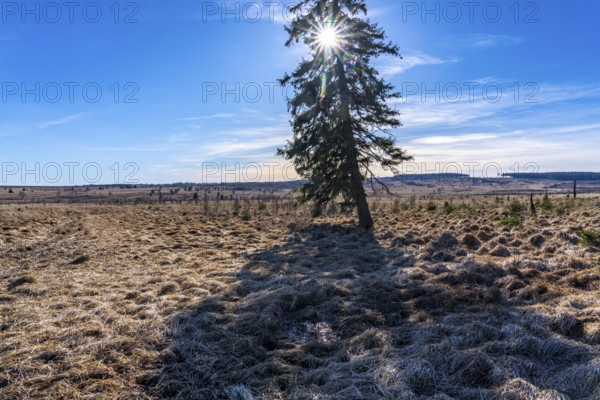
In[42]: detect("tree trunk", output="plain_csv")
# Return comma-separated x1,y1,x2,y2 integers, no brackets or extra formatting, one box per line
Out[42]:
351,161,374,229
335,55,374,229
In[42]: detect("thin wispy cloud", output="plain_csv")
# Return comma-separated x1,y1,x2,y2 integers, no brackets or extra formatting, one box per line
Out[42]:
196,136,288,157
212,124,290,137
443,34,523,49
177,109,282,123
535,84,600,104
170,120,291,162
364,6,389,19
93,146,169,153
392,79,600,172
407,131,600,172
397,82,600,129
411,134,497,145
176,113,236,121
37,113,87,129
378,52,458,78
168,132,195,143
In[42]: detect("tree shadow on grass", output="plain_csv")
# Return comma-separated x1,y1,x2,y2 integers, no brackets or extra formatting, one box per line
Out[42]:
152,223,599,399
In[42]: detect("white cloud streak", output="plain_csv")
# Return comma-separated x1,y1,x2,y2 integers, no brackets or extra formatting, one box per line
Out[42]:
37,113,87,129
443,34,523,49
378,52,458,78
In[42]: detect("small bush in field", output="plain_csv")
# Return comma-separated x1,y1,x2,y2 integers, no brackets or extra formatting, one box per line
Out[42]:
458,204,477,217
541,194,553,211
501,214,523,228
501,201,526,227
426,202,437,212
577,230,600,248
508,201,527,215
257,202,267,212
443,203,454,214
556,198,576,216
240,209,251,221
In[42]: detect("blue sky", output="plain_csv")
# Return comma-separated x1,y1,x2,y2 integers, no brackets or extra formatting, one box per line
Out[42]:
1,0,599,185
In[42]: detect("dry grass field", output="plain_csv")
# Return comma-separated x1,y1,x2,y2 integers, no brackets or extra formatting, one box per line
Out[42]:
1,195,599,399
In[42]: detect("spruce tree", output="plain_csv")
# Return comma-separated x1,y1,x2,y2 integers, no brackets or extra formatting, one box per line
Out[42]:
279,0,412,229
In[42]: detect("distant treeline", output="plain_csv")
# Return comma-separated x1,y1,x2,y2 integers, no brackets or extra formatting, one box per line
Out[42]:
390,173,470,181
502,172,600,181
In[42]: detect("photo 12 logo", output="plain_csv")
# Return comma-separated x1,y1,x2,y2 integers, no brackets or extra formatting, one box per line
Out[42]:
1,82,140,104
0,1,140,23
200,2,296,23
397,161,541,179
1,162,140,185
201,82,292,104
400,1,540,24
401,81,540,104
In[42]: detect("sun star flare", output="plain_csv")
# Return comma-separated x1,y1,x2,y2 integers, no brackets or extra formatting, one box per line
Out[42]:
316,25,341,50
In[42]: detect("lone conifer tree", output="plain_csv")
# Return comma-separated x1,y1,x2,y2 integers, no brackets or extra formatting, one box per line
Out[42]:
279,0,412,229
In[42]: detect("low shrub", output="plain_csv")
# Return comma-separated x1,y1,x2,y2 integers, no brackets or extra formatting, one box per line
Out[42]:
577,230,600,248
500,201,526,228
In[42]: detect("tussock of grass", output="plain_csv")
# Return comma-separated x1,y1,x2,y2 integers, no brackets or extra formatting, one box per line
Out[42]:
70,255,90,265
0,197,599,398
8,275,36,289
